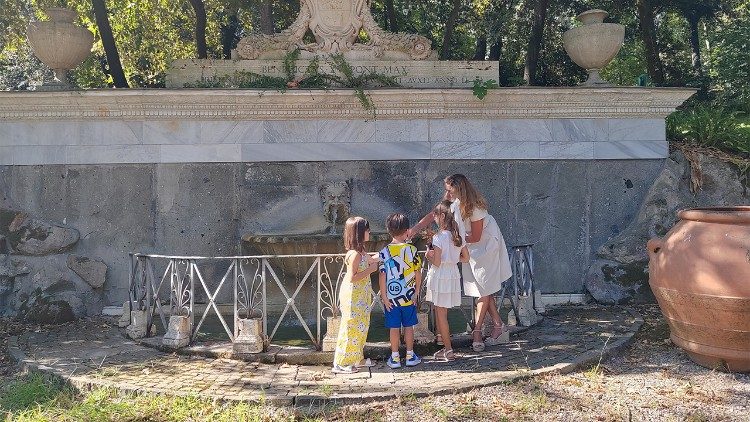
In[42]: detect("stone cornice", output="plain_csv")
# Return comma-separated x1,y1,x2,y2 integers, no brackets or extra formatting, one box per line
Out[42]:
0,87,695,121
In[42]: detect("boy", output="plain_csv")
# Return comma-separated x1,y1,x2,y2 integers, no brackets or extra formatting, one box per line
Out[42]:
378,213,422,369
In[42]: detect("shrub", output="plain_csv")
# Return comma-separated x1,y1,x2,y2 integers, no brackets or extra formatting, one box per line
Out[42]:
667,105,750,156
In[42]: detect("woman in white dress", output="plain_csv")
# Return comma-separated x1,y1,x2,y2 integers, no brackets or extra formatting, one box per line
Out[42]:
410,174,513,352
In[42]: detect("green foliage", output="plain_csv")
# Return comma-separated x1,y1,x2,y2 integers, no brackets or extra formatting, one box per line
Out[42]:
0,372,69,413
668,105,750,156
472,77,498,99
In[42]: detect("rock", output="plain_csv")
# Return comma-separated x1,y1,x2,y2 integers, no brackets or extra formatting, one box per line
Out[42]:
585,150,749,304
1,208,79,256
67,255,107,289
17,287,76,324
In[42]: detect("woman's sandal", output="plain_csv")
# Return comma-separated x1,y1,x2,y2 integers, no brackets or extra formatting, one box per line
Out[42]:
331,364,359,374
355,358,376,368
471,330,485,352
484,322,509,346
433,348,456,362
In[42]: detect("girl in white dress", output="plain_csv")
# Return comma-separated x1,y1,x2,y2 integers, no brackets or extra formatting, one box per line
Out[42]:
425,201,469,361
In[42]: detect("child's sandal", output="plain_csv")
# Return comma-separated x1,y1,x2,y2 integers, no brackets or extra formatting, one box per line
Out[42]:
331,364,359,374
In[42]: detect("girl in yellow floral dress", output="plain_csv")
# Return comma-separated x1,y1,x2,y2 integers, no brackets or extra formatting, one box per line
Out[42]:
332,216,379,374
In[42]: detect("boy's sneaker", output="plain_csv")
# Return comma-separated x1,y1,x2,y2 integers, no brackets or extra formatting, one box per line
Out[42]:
405,352,421,367
387,355,402,369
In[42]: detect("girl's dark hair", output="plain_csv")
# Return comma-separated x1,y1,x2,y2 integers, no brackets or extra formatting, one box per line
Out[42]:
433,200,462,247
343,216,370,252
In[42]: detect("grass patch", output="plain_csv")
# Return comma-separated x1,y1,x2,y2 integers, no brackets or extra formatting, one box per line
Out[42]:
0,373,300,422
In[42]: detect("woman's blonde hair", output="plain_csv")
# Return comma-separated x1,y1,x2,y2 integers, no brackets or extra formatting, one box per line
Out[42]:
444,174,487,218
433,200,463,247
343,216,370,252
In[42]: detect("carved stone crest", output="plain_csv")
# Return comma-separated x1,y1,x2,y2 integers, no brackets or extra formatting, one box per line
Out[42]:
234,0,434,61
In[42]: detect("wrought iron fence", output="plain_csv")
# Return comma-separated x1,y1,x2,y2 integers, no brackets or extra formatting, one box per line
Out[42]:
128,248,534,350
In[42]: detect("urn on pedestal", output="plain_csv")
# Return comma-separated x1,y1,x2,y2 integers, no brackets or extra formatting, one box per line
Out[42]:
27,7,94,89
562,9,625,86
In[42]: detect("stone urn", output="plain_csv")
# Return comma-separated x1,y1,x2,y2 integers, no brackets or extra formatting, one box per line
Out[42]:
27,7,94,88
562,9,625,86
648,207,750,372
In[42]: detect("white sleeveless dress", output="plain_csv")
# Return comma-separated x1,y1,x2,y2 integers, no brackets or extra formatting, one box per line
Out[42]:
456,204,513,298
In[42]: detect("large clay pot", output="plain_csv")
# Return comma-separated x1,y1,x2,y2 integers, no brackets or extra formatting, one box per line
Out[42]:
647,207,750,372
27,7,94,87
562,9,625,86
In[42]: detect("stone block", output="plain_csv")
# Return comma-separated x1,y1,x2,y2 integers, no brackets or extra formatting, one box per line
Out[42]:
322,316,340,352
491,119,554,143
159,144,241,163
200,121,264,144
3,210,79,256
431,141,485,159
375,119,428,143
125,310,149,339
67,145,160,164
429,119,491,143
593,141,668,159
485,141,540,159
413,312,435,344
608,119,665,141
233,318,265,354
67,255,107,288
162,315,191,348
118,301,131,328
552,119,608,142
539,141,594,159
79,121,143,146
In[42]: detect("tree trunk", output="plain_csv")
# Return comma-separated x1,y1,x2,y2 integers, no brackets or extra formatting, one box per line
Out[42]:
473,34,487,60
636,0,665,85
221,12,240,59
523,0,550,85
384,0,398,32
488,39,501,61
188,0,208,59
260,0,274,34
686,13,703,77
91,0,128,88
441,0,462,60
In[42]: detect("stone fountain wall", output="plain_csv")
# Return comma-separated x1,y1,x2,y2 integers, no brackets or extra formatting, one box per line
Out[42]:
0,88,693,319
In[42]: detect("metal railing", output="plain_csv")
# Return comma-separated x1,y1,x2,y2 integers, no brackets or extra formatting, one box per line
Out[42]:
128,246,536,349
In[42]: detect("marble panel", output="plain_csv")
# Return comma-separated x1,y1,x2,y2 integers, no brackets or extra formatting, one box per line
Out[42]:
318,119,376,143
375,119,429,143
608,119,665,141
594,140,668,159
160,144,241,163
79,121,143,145
552,119,608,142
241,142,430,161
485,141,541,159
8,146,68,165
491,119,554,143
263,120,319,143
67,145,160,164
143,120,201,144
429,119,490,143
431,141,485,159
199,121,264,144
539,142,594,159
0,121,80,146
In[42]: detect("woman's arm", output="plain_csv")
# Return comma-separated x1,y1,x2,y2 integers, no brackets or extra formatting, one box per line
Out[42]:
407,211,434,239
459,245,470,263
465,219,484,243
426,245,442,267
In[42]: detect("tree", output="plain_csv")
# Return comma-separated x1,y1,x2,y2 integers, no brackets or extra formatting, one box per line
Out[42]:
441,0,463,60
668,0,721,77
523,0,550,85
188,0,208,58
384,0,398,31
92,0,128,87
636,0,665,85
260,0,274,34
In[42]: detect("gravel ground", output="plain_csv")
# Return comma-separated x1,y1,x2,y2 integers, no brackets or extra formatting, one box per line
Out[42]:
2,306,748,421
315,305,750,421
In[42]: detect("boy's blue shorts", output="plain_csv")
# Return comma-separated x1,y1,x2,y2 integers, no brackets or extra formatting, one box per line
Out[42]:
384,304,418,329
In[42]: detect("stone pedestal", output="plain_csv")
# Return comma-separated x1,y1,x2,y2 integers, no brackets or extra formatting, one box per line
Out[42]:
118,301,131,328
322,316,340,352
233,318,265,354
125,310,148,339
534,290,546,314
162,315,191,348
413,312,435,344
509,296,541,327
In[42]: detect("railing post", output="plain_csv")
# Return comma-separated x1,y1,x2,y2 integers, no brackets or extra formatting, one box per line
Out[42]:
189,259,195,337
316,257,321,347
262,258,268,346
233,258,239,338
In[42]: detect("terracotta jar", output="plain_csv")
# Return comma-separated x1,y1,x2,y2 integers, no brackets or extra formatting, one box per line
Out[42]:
648,207,750,372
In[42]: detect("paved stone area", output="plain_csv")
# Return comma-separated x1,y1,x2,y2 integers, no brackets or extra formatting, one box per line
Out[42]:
9,306,641,406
